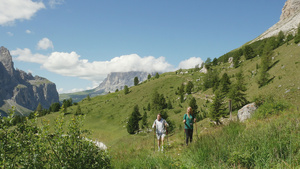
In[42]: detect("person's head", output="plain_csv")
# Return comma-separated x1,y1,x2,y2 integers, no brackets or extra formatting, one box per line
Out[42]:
187,107,192,114
157,113,161,120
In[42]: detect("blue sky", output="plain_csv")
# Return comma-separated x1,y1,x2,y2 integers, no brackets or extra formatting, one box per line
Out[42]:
1,0,286,93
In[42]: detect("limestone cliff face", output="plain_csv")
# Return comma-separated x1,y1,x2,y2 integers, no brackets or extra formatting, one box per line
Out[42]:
0,46,59,112
255,0,300,41
93,71,154,95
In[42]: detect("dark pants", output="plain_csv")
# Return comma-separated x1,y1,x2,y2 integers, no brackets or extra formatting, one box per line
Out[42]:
185,129,193,145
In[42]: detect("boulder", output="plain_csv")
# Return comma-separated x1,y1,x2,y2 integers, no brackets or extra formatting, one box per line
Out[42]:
237,103,257,122
199,67,208,74
228,57,233,64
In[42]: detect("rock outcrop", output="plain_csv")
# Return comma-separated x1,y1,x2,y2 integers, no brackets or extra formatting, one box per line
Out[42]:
93,71,154,95
255,0,300,41
237,103,257,122
0,46,59,113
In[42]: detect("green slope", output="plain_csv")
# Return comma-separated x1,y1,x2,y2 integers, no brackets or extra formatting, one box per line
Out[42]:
39,39,300,167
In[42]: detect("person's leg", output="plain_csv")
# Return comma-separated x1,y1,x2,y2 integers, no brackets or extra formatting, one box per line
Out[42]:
190,129,193,143
157,134,161,151
185,129,189,145
161,135,165,151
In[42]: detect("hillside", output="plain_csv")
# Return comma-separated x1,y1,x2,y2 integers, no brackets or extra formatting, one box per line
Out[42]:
39,38,300,167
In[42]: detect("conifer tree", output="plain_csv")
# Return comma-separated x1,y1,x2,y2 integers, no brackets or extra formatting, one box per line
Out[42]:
244,45,255,60
124,85,129,95
186,81,194,94
147,74,151,80
167,100,173,109
294,23,300,44
75,105,82,115
141,111,148,129
155,72,159,79
134,76,139,86
220,73,231,94
127,105,142,134
189,97,198,116
209,89,226,125
228,70,248,110
36,103,43,114
86,95,91,101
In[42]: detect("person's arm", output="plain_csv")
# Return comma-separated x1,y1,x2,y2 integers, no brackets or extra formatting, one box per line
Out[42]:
152,120,156,128
183,114,186,123
164,120,169,127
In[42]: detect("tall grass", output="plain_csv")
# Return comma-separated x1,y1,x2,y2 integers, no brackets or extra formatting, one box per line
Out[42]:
181,109,299,168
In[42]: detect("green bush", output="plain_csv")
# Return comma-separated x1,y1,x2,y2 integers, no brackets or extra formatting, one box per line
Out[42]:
0,108,111,168
252,97,291,119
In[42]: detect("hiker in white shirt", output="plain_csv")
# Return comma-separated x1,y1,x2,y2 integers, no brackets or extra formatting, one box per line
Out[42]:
152,113,169,151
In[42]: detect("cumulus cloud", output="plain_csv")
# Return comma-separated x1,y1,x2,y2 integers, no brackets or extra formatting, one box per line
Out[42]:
26,29,32,34
0,0,45,25
49,0,65,8
11,48,174,82
7,32,13,36
178,57,203,69
37,38,54,50
11,48,48,64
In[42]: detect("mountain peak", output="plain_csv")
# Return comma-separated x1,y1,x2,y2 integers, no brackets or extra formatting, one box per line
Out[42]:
280,0,300,21
254,0,300,42
0,46,14,76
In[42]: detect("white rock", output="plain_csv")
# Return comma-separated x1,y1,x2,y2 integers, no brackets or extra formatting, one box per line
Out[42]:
237,103,257,122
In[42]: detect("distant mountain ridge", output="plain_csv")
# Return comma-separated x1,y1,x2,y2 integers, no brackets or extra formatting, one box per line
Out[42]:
255,0,300,41
0,46,59,116
59,71,155,102
93,71,154,95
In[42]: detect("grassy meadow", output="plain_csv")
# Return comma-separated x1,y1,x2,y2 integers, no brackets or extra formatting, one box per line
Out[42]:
39,39,300,168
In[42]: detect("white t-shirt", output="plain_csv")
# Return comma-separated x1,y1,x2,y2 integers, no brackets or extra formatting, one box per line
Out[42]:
152,118,169,134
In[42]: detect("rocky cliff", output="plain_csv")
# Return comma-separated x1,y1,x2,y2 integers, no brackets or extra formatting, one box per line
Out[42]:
0,46,59,114
93,71,154,95
255,0,300,41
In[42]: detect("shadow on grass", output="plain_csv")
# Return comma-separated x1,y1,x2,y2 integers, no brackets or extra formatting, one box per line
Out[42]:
268,60,280,71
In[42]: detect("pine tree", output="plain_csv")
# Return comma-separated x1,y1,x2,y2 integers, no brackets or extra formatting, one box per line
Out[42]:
147,74,151,80
186,81,194,94
147,103,151,111
127,105,142,134
167,100,173,109
294,23,300,44
36,103,43,114
155,72,159,79
244,45,255,60
124,85,129,95
189,97,198,116
75,105,82,115
86,95,91,101
179,83,185,95
141,111,148,129
277,31,285,46
209,89,226,125
220,73,231,94
134,76,139,86
228,70,248,110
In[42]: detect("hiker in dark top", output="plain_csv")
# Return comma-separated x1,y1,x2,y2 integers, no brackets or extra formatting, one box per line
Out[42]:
183,107,196,146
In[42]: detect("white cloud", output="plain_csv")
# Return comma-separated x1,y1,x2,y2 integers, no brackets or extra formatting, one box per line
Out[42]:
37,38,54,50
178,57,204,69
49,0,65,8
11,48,174,83
7,32,13,36
58,88,64,93
0,0,45,26
11,48,48,64
25,29,32,34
